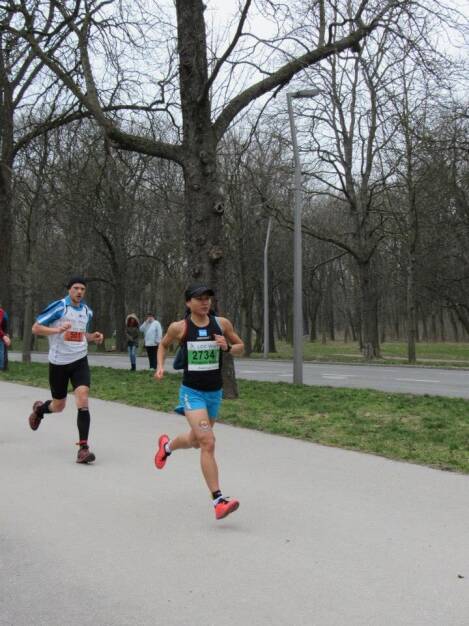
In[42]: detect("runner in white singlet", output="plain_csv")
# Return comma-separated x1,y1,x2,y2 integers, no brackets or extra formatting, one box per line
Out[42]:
28,276,104,464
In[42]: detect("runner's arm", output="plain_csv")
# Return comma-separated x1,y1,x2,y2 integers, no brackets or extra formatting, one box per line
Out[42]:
216,318,244,356
32,321,72,336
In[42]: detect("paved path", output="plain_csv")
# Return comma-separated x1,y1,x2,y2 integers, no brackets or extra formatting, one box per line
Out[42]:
1,381,469,626
9,351,469,398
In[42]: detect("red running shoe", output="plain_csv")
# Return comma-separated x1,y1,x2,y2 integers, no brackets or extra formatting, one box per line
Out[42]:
155,434,170,469
29,401,44,431
214,498,240,520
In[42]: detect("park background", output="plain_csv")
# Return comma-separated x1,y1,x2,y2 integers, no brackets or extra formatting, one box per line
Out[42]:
0,0,467,365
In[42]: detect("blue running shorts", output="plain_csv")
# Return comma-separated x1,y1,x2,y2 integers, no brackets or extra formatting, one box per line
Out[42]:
175,385,223,419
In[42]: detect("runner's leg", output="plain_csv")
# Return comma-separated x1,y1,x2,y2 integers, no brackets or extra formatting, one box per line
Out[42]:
184,409,219,493
149,346,157,369
29,363,67,429
170,429,200,450
74,386,90,437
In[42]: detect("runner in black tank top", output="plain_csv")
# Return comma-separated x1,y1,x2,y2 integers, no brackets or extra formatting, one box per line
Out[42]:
153,283,244,521
182,316,223,392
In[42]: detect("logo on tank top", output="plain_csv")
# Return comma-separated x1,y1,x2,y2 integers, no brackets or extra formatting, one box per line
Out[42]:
198,329,208,337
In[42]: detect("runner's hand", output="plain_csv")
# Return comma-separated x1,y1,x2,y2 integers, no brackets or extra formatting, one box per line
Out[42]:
57,321,72,333
214,334,228,351
2,335,11,348
155,367,164,380
91,332,104,344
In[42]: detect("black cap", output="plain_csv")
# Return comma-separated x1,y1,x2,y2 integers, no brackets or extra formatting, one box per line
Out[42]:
66,276,87,289
185,283,215,300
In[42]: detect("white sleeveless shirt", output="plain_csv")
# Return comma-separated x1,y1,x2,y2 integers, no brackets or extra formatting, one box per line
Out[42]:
36,296,93,365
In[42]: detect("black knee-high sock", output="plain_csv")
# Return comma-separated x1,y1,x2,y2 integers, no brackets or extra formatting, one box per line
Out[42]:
77,408,90,443
36,400,53,417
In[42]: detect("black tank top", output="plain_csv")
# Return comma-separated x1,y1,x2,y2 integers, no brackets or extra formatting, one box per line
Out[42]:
182,316,223,391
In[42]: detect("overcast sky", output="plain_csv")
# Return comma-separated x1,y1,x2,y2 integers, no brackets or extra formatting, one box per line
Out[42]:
206,0,468,57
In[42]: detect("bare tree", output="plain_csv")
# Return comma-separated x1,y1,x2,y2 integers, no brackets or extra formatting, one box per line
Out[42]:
2,0,416,293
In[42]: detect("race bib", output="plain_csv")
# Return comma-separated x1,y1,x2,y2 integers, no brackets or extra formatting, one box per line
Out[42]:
63,330,85,343
187,340,220,371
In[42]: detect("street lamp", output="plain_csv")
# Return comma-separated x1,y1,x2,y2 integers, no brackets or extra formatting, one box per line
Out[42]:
287,88,321,385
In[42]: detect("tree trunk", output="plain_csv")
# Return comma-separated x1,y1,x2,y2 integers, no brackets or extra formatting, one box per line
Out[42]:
176,0,240,393
309,300,319,341
346,308,357,341
93,284,112,352
325,273,335,341
241,294,253,356
358,260,380,359
269,294,276,353
0,78,14,312
431,311,437,341
439,308,446,342
420,307,428,341
176,0,223,285
449,311,459,342
0,180,12,311
113,283,127,352
221,352,238,397
22,262,34,364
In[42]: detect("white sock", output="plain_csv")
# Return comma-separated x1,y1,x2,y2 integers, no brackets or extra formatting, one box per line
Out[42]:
164,441,172,454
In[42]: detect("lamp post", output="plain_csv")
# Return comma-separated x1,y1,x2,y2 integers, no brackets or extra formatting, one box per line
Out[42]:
263,215,272,358
287,88,321,385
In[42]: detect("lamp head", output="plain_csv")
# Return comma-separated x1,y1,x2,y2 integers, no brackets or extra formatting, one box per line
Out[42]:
288,88,321,99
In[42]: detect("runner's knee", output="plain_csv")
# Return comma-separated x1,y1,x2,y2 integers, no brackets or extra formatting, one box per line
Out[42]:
198,432,215,454
74,387,89,407
189,433,200,449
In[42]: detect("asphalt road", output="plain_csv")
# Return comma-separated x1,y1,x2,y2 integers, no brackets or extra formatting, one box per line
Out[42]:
8,351,469,399
1,380,469,626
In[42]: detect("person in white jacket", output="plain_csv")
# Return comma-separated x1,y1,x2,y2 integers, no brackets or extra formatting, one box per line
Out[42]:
139,312,162,370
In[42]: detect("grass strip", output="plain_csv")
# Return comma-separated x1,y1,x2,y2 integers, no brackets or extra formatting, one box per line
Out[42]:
2,361,469,474
13,338,469,368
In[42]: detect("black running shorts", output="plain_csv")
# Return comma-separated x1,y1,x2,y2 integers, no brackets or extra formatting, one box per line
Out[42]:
49,356,91,399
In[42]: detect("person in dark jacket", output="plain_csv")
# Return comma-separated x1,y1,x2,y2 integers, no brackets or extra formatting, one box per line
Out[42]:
125,313,140,371
0,307,11,370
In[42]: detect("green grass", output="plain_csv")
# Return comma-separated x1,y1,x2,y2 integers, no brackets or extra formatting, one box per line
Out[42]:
2,361,469,474
251,340,469,367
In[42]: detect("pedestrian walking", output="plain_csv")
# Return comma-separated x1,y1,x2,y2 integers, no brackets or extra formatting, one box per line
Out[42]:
125,313,140,371
0,306,11,370
139,312,162,370
28,276,104,463
154,283,244,520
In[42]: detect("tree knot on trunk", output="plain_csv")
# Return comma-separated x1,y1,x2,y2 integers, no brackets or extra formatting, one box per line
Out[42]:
199,150,211,164
208,246,223,263
213,201,224,215
192,265,203,278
